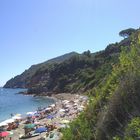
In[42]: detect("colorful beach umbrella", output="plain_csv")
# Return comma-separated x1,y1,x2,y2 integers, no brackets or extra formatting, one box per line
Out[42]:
15,114,21,116
34,121,40,125
26,112,34,115
35,127,47,133
12,116,21,120
46,115,54,119
0,131,9,137
24,124,36,129
34,113,40,117
8,131,14,137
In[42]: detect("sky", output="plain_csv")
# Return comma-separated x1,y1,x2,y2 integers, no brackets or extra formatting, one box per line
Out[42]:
0,0,140,86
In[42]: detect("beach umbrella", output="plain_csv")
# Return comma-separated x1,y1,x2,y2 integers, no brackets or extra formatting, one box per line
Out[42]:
27,114,33,117
77,107,83,112
59,109,65,112
49,104,55,107
62,100,69,104
26,112,34,115
0,131,9,137
45,107,52,111
34,121,40,125
73,103,78,106
34,113,40,117
8,131,14,138
61,120,70,124
8,131,14,135
24,124,36,129
34,127,47,133
46,115,54,119
65,104,71,108
26,112,34,117
59,124,67,128
80,105,85,108
15,114,21,117
12,116,21,120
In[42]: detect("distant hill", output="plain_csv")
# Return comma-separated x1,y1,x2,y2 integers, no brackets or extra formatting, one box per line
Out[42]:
4,52,78,88
4,32,131,95
5,28,140,140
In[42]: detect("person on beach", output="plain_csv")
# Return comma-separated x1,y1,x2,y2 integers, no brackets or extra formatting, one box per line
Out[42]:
10,113,14,117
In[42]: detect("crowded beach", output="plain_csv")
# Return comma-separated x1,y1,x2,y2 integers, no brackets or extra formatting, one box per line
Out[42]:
0,94,88,140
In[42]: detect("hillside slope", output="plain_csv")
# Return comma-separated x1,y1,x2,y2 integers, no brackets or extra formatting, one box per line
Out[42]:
4,32,132,95
62,29,140,140
4,52,78,88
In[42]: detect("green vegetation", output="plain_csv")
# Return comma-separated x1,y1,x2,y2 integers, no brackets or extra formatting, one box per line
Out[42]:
62,30,140,140
4,28,140,139
124,117,140,140
4,38,123,94
119,28,136,38
4,52,78,88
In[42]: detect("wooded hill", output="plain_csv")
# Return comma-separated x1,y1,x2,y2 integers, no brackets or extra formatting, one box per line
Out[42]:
4,28,140,139
4,29,132,95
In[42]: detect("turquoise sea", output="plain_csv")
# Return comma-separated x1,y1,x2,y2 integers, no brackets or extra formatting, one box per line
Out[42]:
0,88,54,122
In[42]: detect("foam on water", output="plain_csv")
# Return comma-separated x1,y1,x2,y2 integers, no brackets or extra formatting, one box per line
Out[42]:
0,88,54,122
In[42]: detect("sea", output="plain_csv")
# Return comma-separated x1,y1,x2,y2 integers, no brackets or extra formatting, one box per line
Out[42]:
0,88,55,122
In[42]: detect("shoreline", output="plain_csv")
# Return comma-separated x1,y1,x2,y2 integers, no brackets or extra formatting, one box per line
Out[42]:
0,93,88,140
18,90,82,102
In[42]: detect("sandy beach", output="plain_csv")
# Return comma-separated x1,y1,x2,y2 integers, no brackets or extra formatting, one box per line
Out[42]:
0,93,88,140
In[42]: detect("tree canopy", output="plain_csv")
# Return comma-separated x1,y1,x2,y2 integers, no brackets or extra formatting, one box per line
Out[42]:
119,28,136,38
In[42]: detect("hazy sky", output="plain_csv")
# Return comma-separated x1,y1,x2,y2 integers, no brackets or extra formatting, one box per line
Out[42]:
0,0,140,86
